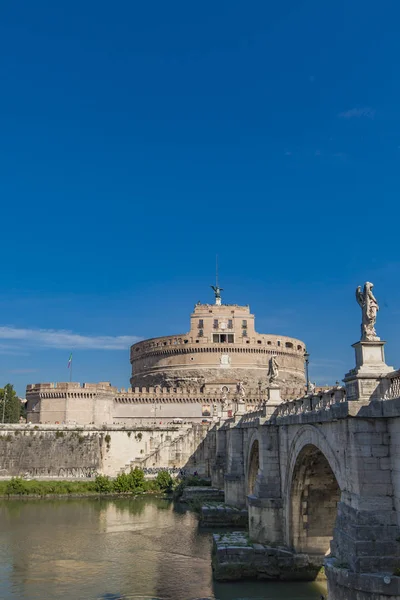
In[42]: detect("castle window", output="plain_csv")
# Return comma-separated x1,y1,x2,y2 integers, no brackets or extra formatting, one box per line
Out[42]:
267,341,272,345
199,329,204,337
198,319,204,328
213,319,219,329
242,320,247,328
228,319,233,329
257,340,262,344
242,330,248,337
213,334,234,343
285,342,293,349
277,340,281,347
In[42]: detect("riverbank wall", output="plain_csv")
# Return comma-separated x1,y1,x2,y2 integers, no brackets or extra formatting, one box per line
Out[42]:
0,423,213,478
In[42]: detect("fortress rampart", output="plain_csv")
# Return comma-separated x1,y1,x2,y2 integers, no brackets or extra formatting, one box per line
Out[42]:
28,381,301,425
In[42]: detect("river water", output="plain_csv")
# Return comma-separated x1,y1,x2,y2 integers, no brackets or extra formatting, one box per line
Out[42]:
0,497,327,600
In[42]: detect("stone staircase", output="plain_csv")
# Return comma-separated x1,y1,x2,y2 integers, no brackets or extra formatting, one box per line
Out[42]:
118,426,197,475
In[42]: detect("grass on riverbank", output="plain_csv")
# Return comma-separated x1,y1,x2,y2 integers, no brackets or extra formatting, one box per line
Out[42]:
0,468,174,497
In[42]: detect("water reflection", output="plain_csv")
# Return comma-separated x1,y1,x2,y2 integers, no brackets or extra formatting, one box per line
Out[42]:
0,497,327,600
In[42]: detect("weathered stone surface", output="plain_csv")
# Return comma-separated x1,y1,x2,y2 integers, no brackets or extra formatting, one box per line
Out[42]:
199,503,248,528
180,486,224,503
0,423,214,478
211,532,322,582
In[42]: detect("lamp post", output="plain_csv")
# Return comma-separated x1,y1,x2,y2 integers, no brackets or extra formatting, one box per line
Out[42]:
304,351,310,394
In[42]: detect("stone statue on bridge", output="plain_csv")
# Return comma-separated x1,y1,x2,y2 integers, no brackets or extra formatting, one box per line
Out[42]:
236,381,246,403
356,282,379,341
268,356,279,385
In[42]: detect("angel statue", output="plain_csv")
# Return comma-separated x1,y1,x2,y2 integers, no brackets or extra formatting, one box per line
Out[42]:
211,284,223,305
268,356,279,384
356,282,379,341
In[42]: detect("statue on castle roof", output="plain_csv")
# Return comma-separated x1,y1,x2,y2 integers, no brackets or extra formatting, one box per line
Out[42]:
356,282,379,341
211,284,223,306
268,356,279,385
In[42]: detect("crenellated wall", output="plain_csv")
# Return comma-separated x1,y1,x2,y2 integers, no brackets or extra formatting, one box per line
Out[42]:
26,381,277,425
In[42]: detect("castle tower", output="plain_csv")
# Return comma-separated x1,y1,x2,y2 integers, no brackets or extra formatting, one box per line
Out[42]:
130,289,306,399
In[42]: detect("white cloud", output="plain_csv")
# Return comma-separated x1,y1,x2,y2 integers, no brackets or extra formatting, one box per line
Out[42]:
338,107,375,119
311,358,345,369
0,326,141,350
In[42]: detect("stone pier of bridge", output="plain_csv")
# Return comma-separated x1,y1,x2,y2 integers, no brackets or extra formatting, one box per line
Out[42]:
211,330,400,598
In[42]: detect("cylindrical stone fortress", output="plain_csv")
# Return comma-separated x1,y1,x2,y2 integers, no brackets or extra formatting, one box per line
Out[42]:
130,302,306,399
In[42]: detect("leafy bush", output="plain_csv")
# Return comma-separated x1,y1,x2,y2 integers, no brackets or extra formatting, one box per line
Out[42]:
143,479,158,492
94,475,113,493
128,467,145,490
112,468,145,494
113,473,131,493
155,470,173,491
5,477,26,495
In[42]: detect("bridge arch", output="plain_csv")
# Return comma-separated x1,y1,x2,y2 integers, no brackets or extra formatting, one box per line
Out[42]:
246,431,263,496
284,425,343,555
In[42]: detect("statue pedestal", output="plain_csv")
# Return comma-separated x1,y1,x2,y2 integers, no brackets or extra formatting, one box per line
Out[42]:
343,340,393,401
264,385,282,417
268,386,281,404
235,399,246,417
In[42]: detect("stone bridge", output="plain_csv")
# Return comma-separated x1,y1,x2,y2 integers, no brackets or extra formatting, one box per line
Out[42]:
210,336,400,599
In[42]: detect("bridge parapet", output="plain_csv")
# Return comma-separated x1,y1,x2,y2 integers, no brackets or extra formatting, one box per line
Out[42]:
384,369,400,400
274,386,347,419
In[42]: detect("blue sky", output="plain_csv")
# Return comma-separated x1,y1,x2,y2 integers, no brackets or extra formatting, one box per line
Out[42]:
0,0,399,396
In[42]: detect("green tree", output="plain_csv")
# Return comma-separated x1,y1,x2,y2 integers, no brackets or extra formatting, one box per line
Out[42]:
0,384,21,423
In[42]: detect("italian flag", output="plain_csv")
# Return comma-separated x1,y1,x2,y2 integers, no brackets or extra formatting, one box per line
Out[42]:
67,353,72,368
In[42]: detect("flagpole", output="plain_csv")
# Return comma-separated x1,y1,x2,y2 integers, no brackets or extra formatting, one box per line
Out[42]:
68,353,73,383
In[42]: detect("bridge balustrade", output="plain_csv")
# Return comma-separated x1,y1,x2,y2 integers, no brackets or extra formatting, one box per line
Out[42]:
384,370,400,400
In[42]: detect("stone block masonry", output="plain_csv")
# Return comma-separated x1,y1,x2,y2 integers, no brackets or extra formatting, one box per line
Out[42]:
212,531,322,581
200,503,248,528
0,423,212,478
